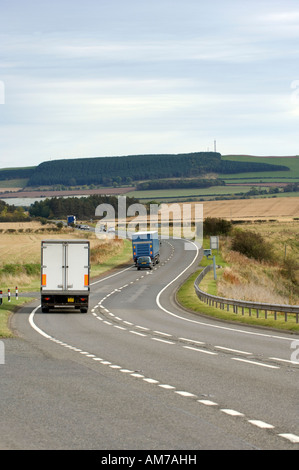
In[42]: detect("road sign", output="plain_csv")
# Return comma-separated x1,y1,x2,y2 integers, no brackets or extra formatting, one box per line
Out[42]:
210,236,219,250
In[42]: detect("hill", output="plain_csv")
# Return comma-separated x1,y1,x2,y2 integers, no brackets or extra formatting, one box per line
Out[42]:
25,152,289,187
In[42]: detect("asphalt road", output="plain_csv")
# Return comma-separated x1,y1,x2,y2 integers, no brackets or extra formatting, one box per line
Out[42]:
1,238,299,450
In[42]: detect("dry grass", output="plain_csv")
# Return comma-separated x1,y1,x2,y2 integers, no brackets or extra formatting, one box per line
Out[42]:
217,223,299,305
0,221,130,290
90,238,124,264
0,224,72,265
197,197,299,220
168,197,299,222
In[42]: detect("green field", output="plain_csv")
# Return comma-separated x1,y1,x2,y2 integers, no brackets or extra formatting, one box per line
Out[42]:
125,155,299,201
126,185,255,201
222,155,299,181
0,178,28,188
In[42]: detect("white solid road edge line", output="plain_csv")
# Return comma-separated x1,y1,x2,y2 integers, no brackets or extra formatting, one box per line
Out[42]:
156,238,199,317
29,305,52,339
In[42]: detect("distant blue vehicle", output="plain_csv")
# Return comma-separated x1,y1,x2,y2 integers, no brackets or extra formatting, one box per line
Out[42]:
132,231,160,268
137,256,153,270
67,215,76,226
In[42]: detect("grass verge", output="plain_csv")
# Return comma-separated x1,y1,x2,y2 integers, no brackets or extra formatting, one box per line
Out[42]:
176,268,299,333
90,239,132,278
0,297,35,337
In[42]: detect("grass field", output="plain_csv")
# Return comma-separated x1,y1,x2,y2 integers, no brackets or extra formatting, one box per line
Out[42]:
222,155,299,180
127,184,254,201
0,222,132,290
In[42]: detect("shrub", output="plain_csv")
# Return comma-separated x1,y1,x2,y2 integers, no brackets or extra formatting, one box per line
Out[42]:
281,257,299,284
231,230,274,262
2,264,23,275
24,263,40,276
203,217,232,236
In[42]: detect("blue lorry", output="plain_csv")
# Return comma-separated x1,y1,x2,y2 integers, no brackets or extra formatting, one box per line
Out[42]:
132,231,160,269
67,215,76,226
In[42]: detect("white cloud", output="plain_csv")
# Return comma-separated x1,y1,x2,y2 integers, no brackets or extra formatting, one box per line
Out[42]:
1,0,299,165
262,11,299,23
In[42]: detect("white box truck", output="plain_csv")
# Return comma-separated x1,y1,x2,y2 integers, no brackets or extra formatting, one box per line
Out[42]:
41,239,90,313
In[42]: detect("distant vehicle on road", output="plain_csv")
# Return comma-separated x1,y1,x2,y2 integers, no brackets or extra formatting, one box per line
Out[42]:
67,215,76,225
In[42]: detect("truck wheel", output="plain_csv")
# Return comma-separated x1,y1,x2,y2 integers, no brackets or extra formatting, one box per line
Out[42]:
42,307,49,313
137,267,140,270
80,308,88,313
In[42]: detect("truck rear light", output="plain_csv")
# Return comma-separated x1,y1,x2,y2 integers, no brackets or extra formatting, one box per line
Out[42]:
44,297,51,301
80,297,87,302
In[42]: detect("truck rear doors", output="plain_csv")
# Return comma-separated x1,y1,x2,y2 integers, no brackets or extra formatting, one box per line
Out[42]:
41,240,89,293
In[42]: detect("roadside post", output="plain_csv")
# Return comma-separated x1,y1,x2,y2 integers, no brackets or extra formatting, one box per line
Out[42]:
8,289,10,302
213,256,217,280
204,246,217,281
210,236,219,280
0,290,2,306
15,286,18,300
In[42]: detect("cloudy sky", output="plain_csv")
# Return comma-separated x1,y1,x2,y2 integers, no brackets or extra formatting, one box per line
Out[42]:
0,0,299,168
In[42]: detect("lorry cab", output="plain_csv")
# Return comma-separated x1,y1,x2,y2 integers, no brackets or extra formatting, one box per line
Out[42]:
137,256,153,270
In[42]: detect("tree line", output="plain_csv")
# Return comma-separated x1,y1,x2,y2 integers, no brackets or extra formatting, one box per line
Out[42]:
0,200,29,222
136,178,225,191
29,194,139,219
26,152,289,187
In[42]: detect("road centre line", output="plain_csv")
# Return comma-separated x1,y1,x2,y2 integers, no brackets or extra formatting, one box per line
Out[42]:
130,330,147,337
269,357,299,365
28,305,299,446
232,357,280,369
179,337,205,345
151,337,175,345
248,420,274,429
278,434,299,444
154,330,172,337
215,345,252,355
183,345,218,356
93,300,295,370
221,409,244,417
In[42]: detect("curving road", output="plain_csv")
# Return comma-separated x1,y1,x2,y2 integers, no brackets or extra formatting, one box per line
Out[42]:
1,238,298,450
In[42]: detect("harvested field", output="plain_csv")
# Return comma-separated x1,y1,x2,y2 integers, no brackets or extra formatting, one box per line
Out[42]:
200,197,299,220
0,186,135,199
163,197,299,222
0,222,129,290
